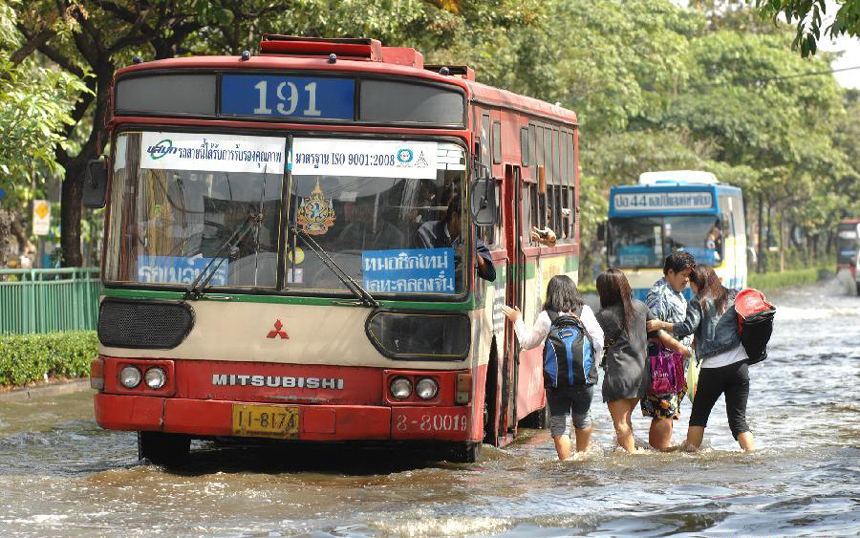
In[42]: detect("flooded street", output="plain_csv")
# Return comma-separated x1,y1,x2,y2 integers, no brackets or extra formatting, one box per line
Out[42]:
1,282,858,538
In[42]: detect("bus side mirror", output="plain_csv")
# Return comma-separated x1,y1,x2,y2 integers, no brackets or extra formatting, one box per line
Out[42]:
470,173,496,227
597,222,606,242
83,159,108,208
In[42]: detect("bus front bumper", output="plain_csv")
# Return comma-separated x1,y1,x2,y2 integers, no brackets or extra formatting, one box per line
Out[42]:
94,394,474,442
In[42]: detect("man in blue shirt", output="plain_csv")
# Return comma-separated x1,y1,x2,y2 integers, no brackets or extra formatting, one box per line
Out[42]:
416,195,496,282
642,250,696,449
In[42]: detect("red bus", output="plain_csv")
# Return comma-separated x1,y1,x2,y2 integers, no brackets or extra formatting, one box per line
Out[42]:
86,35,581,464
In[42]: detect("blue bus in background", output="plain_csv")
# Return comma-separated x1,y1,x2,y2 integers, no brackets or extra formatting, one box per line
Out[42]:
607,171,747,300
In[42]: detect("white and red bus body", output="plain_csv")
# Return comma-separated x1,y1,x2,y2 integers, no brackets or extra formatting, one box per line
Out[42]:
91,36,580,462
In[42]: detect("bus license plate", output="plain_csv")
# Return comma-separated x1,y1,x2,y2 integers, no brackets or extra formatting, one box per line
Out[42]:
232,405,299,439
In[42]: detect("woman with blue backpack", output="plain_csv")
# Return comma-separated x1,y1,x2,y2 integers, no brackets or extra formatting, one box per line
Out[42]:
595,268,692,453
646,265,757,452
501,275,604,460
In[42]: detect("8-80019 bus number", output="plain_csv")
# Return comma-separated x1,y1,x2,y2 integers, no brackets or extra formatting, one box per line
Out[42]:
397,413,468,432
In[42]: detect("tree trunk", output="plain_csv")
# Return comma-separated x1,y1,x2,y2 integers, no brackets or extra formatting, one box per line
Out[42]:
60,162,85,267
757,193,765,273
10,216,36,256
779,216,785,273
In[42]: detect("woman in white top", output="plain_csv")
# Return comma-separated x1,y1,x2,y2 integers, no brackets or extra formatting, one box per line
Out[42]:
501,275,603,460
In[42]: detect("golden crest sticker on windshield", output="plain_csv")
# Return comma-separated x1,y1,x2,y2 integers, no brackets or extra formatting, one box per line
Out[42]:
297,180,336,235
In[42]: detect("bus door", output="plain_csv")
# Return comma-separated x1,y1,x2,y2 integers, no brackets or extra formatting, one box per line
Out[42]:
501,164,525,442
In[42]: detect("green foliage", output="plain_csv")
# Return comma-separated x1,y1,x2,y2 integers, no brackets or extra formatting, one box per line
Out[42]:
748,265,829,290
755,0,860,57
0,2,91,207
0,331,97,387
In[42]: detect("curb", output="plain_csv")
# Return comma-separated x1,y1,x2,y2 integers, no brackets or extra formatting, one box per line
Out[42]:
0,379,93,403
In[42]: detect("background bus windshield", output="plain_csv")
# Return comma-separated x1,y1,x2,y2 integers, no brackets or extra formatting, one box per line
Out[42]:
609,215,723,267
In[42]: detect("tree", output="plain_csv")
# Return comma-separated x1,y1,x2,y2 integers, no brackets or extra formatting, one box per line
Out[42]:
9,0,540,266
755,0,860,56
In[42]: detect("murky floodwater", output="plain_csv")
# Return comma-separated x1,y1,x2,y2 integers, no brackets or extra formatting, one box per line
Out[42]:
1,281,858,538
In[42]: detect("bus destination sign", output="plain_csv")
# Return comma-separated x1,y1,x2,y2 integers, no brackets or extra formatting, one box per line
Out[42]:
613,191,713,212
221,75,355,120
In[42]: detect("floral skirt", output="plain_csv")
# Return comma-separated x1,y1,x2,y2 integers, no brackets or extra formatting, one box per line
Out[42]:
641,389,686,420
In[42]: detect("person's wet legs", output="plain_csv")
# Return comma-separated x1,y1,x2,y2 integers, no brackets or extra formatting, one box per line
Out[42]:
649,417,674,450
609,398,639,452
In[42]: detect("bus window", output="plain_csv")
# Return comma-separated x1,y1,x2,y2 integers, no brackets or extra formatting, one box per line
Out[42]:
608,217,663,268
561,187,570,242
479,180,501,247
520,127,529,167
665,214,723,266
481,113,491,168
521,184,531,245
492,120,502,164
286,140,470,295
544,128,552,189
529,123,537,178
547,185,554,231
105,131,283,288
530,183,539,245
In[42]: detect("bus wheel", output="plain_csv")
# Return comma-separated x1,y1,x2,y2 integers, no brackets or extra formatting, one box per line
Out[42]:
138,431,190,466
519,405,549,429
442,442,482,463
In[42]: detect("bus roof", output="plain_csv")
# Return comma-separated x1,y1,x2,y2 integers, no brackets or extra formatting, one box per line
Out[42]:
638,170,717,185
113,37,578,126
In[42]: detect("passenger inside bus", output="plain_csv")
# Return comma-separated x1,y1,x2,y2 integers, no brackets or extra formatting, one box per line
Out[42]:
415,194,496,281
705,219,722,262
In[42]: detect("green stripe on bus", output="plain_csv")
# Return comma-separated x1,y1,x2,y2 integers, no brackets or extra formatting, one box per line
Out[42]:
101,287,476,310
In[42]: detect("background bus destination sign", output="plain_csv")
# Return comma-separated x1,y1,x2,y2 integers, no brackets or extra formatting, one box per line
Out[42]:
221,75,355,120
613,191,713,212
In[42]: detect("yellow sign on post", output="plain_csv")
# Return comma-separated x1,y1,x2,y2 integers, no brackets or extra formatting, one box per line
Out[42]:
33,200,51,236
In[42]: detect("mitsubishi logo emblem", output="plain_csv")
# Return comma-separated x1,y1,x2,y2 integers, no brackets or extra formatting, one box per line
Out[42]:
266,319,289,339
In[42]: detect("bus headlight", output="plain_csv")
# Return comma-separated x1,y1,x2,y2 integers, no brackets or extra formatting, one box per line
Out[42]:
415,378,439,400
144,367,167,389
119,365,142,388
389,377,413,400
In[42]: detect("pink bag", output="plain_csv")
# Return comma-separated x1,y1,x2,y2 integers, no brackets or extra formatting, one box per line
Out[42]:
648,343,686,395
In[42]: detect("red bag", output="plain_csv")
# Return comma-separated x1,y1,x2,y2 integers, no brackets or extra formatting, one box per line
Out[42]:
735,288,776,364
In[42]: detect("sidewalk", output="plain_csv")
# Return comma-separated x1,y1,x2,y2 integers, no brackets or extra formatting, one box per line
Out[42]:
0,379,92,403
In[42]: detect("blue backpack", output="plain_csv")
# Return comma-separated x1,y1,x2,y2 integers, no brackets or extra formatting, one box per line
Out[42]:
543,308,597,388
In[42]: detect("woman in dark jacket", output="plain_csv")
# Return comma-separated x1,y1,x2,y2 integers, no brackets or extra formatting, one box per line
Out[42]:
647,266,756,452
596,269,690,453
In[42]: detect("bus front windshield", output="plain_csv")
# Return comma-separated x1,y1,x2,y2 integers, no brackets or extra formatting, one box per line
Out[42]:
104,131,468,297
608,215,723,268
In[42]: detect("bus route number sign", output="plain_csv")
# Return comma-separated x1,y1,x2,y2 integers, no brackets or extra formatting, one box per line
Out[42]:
221,75,355,120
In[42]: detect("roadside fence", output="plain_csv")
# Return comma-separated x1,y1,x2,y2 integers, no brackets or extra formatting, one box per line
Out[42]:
0,268,101,334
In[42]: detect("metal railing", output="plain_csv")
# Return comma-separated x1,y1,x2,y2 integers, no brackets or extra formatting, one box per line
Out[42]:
0,268,101,334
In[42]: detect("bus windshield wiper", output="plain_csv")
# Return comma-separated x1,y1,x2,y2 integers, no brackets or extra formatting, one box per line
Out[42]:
289,225,379,308
185,213,262,300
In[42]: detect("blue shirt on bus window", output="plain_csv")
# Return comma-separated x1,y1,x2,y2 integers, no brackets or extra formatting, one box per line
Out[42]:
416,220,496,282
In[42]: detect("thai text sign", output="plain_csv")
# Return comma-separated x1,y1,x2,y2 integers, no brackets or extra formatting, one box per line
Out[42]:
137,256,229,286
292,138,438,179
140,132,286,174
362,248,455,294
614,191,713,211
